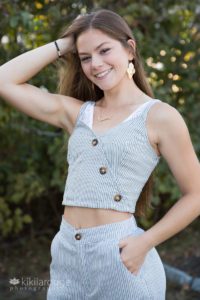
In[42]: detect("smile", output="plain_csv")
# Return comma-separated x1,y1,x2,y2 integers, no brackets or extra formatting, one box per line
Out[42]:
94,68,112,79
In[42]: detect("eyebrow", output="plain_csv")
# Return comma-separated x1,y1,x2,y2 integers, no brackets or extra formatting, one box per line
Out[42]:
78,42,110,55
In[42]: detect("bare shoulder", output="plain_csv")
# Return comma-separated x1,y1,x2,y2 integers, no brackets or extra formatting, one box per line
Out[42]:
149,100,187,137
147,101,188,156
150,100,181,121
148,100,200,196
148,100,190,155
59,95,85,134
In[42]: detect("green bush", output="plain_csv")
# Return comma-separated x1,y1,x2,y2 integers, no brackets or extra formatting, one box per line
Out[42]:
0,1,199,237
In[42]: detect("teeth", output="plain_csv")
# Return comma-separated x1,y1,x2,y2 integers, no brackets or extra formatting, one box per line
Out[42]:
95,68,112,78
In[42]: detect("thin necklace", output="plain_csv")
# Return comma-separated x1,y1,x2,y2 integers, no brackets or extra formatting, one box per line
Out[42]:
96,98,152,122
97,106,113,122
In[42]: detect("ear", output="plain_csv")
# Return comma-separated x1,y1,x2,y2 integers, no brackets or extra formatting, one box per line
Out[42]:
127,39,136,61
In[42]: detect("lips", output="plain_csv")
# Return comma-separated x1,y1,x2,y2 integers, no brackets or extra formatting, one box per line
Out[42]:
94,68,113,79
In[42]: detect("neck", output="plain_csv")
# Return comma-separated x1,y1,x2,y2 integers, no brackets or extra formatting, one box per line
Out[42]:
100,78,148,108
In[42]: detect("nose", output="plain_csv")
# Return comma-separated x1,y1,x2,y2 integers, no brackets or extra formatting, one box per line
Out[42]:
91,55,103,69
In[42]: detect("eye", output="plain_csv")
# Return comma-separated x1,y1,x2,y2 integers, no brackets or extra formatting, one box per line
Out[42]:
100,48,110,54
80,56,90,62
80,48,111,62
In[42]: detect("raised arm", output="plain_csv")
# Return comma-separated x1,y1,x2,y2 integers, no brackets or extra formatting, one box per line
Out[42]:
0,37,83,133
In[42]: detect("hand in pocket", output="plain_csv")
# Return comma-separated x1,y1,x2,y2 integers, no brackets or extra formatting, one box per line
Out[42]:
118,234,152,275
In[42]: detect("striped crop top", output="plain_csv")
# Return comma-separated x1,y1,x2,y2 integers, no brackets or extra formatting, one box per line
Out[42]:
62,99,161,213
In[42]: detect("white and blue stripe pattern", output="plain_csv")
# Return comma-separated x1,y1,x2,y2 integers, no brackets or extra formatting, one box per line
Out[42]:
47,214,166,299
62,99,161,213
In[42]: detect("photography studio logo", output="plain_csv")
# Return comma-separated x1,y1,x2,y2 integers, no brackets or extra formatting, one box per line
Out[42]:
9,278,20,285
8,276,49,292
8,276,70,292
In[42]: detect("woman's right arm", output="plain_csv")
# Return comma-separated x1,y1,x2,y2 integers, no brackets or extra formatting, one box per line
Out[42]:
0,37,83,134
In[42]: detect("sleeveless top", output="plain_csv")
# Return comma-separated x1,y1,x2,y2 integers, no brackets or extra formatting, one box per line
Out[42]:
62,99,161,213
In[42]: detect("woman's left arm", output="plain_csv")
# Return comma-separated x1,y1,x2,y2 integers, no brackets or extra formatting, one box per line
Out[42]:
142,101,200,249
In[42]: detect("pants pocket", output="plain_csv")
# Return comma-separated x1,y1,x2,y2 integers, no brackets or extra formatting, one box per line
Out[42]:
115,227,148,278
113,238,153,298
116,241,146,278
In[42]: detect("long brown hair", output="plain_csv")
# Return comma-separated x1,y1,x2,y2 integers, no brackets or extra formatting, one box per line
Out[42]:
58,8,156,217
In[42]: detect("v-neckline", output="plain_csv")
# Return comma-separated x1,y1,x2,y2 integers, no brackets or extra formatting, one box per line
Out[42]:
86,99,154,137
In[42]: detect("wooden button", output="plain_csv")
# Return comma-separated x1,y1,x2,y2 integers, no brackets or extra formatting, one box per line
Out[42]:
92,139,98,146
114,194,122,202
75,233,82,240
99,167,107,174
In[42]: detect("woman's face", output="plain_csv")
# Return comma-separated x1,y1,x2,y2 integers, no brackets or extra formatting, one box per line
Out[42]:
76,29,134,91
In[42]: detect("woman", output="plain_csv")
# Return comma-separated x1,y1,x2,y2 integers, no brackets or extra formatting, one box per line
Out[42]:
0,8,200,300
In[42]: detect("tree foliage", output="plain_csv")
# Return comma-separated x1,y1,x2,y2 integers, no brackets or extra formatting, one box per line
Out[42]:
0,0,199,238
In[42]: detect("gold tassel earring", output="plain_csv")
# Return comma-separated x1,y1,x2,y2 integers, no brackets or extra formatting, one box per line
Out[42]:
126,61,135,79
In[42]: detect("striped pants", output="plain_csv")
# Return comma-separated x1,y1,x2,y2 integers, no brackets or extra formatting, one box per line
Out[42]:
47,215,166,299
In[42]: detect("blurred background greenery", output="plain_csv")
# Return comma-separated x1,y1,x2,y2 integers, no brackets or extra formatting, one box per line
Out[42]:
0,0,200,299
